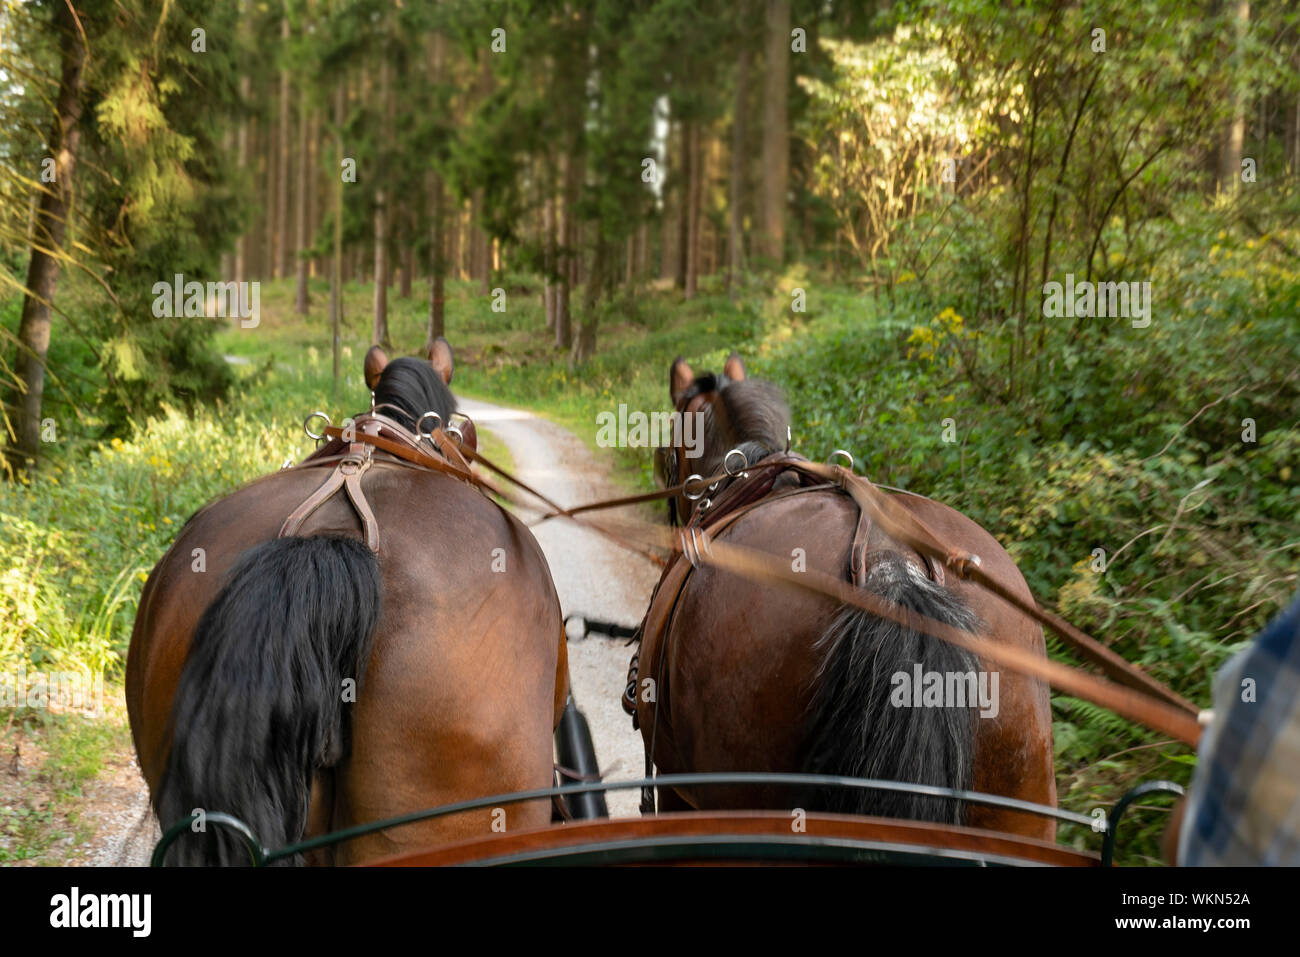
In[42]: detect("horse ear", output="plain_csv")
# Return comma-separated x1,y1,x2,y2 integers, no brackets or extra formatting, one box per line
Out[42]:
723,352,746,382
426,336,454,385
364,345,390,390
670,356,694,405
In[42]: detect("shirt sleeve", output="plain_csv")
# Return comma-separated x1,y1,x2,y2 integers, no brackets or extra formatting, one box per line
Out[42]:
1179,594,1300,866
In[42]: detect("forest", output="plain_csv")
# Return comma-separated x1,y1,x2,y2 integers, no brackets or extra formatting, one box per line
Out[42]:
0,0,1298,867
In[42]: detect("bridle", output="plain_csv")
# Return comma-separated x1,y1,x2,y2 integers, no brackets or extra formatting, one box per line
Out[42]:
664,372,769,527
668,386,714,525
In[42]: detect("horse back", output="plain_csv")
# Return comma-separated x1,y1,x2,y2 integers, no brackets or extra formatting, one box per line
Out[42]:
126,460,563,819
637,484,1055,837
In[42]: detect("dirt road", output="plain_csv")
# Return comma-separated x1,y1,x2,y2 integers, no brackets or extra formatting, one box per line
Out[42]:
458,398,661,818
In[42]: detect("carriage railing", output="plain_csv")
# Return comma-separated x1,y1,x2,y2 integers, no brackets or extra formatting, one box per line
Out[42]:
150,772,1183,868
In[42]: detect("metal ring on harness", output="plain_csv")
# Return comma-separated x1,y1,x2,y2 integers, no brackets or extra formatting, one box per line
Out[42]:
724,448,749,478
304,411,332,441
447,412,472,448
681,528,699,567
417,411,442,442
682,527,712,568
683,473,706,501
828,449,854,471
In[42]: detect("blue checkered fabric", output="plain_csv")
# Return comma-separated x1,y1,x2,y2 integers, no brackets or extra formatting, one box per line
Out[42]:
1180,593,1300,866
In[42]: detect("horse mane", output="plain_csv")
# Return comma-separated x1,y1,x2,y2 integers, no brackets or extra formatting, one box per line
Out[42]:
701,377,790,469
371,357,456,432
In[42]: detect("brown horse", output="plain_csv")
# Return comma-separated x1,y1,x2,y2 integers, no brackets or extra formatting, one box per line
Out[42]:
637,353,1057,840
126,340,568,864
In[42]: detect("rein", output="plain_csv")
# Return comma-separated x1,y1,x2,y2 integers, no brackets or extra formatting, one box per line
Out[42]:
520,454,1204,747
289,407,1205,748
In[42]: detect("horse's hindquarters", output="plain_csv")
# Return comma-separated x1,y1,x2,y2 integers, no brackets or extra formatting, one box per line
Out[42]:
128,462,563,864
638,487,1057,839
640,491,857,808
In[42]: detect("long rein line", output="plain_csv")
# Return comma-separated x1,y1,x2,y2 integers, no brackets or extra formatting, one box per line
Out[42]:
327,422,1205,747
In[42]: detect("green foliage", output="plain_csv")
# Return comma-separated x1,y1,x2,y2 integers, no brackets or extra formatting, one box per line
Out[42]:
799,26,984,280
0,0,244,455
0,326,334,682
455,234,1294,864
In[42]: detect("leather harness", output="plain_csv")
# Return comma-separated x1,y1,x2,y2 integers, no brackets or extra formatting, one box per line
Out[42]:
623,450,945,716
278,409,478,552
624,429,958,818
275,407,591,822
261,385,1203,822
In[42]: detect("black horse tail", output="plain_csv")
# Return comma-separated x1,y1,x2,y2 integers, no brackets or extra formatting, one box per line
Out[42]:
156,536,382,865
802,550,980,823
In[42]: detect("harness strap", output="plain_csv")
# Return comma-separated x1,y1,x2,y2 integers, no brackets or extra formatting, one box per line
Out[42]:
820,462,1191,714
850,496,872,587
279,412,479,554
550,768,574,823
321,423,472,481
849,485,943,587
280,443,380,551
681,523,1205,747
343,463,380,552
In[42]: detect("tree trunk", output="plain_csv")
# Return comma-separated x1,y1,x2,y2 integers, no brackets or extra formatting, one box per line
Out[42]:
572,221,583,286
759,0,790,264
277,16,292,277
400,238,414,299
572,239,604,366
6,2,85,473
1216,0,1250,193
221,124,235,278
428,173,446,343
727,43,750,288
425,31,447,343
543,182,557,331
543,192,553,330
447,207,456,281
235,74,251,285
373,195,387,345
685,122,702,300
263,113,276,279
659,120,677,281
480,215,492,295
477,52,494,295
295,90,310,313
661,209,676,281
556,151,582,350
311,111,322,278
676,122,691,288
372,55,391,348
469,190,482,283
386,60,398,295
332,82,345,393
1286,43,1300,176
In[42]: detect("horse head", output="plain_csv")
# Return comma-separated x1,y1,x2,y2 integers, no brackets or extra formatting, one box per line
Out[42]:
655,351,789,525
